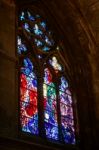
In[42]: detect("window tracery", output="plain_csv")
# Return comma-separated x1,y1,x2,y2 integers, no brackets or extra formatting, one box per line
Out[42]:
17,9,76,145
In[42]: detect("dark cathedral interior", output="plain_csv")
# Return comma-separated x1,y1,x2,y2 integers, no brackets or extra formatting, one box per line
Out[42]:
0,0,99,150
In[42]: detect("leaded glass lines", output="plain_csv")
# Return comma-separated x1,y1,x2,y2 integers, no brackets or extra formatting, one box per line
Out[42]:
43,68,59,140
18,11,54,53
59,77,75,144
18,9,76,145
20,58,38,134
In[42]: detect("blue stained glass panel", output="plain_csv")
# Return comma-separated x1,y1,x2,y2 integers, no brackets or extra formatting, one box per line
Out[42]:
34,24,43,35
42,46,50,51
45,36,52,46
40,21,46,29
44,110,57,125
59,91,72,105
21,58,34,75
17,36,27,54
20,12,25,20
45,122,59,140
21,115,38,134
35,39,43,47
23,23,30,32
59,77,69,92
27,11,35,21
62,126,75,144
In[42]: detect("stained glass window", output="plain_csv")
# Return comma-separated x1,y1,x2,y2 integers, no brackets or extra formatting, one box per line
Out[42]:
59,77,75,144
17,36,27,54
43,68,58,140
49,56,62,73
18,11,54,53
20,58,38,135
18,9,77,146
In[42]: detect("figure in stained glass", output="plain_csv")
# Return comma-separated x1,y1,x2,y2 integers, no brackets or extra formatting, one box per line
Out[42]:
20,58,38,134
18,9,77,145
59,77,75,144
43,68,59,140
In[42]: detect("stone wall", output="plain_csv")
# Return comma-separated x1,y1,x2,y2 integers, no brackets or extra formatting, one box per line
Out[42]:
78,0,99,144
0,0,18,138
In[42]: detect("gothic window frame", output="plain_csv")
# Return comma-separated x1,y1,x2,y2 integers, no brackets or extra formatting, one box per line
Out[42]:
16,1,78,148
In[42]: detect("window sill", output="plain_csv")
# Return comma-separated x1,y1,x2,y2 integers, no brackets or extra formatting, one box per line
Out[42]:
0,135,80,150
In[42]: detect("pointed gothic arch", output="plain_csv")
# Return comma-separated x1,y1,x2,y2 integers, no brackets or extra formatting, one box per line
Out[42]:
17,6,77,145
